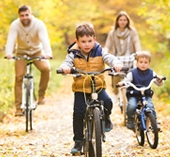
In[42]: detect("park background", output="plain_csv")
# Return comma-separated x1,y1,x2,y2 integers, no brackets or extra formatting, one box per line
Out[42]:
0,0,169,115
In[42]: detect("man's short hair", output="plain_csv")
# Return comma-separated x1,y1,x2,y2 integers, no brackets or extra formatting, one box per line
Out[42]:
18,5,32,14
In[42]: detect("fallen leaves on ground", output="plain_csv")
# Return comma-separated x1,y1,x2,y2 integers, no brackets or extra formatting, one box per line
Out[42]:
0,75,170,157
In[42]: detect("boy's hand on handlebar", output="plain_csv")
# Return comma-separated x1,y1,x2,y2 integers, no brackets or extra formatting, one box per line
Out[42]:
117,82,124,87
62,66,71,74
156,76,164,83
114,64,123,72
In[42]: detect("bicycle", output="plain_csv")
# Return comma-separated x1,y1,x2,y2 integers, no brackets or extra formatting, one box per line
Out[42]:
57,67,128,156
117,76,166,149
6,55,45,132
111,71,127,126
112,54,136,126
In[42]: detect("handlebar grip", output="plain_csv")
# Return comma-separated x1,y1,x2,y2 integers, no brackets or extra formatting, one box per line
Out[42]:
56,68,78,74
56,69,64,74
121,66,129,72
163,77,166,81
115,83,125,88
115,84,120,88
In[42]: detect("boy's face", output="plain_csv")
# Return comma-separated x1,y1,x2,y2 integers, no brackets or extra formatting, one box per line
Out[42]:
76,35,96,54
136,57,150,71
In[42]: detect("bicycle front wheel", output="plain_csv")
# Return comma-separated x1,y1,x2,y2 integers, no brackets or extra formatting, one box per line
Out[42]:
134,113,144,146
145,112,158,149
91,107,102,157
25,85,30,132
25,80,34,132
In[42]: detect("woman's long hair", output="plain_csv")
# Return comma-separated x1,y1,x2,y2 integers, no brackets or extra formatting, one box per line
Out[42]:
114,11,133,30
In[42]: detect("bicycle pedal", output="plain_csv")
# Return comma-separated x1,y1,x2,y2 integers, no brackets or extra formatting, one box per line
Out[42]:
30,103,38,110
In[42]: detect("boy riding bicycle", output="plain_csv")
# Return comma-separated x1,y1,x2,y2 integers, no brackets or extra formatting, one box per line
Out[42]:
117,51,164,131
58,22,123,154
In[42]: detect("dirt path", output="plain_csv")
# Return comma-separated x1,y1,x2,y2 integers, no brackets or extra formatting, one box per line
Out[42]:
0,75,170,157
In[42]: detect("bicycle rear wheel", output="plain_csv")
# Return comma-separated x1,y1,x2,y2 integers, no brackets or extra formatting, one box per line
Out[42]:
121,88,127,126
134,113,145,146
91,107,102,157
145,112,158,149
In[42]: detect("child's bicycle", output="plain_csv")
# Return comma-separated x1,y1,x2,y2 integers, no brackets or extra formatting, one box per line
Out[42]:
6,55,46,132
57,67,128,157
117,76,166,149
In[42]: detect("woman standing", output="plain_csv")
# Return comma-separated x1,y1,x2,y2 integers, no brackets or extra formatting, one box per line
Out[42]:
104,11,141,105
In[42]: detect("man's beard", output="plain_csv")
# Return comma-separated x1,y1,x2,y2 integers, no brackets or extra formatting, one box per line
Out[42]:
21,19,31,26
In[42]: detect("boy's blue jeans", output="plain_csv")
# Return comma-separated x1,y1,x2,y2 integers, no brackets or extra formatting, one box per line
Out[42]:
127,97,157,119
73,89,113,141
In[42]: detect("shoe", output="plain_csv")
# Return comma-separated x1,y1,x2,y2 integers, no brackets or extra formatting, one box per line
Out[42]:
38,97,46,105
15,109,24,117
71,140,83,155
126,118,134,130
105,116,113,132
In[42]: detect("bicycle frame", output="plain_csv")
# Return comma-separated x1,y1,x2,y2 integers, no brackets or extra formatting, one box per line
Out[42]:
136,96,152,131
84,74,106,143
21,60,36,110
13,56,44,132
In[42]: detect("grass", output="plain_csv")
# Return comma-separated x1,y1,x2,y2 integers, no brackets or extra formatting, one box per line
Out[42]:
0,58,64,113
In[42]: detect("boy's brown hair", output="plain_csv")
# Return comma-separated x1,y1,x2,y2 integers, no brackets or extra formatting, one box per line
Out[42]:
136,51,151,62
75,22,95,40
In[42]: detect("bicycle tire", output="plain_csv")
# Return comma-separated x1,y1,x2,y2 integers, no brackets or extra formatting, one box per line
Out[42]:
121,88,127,126
25,85,30,132
134,113,145,146
145,112,158,149
30,109,33,130
91,107,102,157
25,79,34,132
83,119,95,157
29,80,35,130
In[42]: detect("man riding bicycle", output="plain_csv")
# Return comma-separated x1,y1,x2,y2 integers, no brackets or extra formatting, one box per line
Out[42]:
5,5,52,116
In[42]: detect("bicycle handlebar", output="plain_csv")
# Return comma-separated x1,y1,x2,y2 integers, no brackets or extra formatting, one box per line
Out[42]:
116,76,166,92
4,56,52,61
56,67,129,76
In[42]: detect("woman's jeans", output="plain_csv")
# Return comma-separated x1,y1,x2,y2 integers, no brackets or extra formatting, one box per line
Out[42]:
127,97,157,119
73,89,113,141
